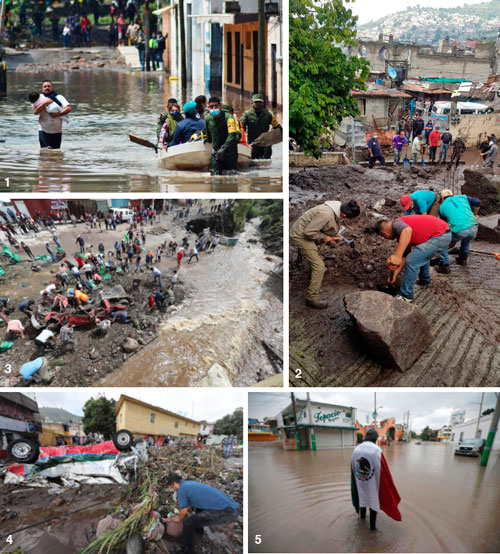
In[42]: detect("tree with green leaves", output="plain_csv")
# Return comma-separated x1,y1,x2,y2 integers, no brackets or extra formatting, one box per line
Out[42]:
290,0,369,158
213,408,243,442
82,396,117,440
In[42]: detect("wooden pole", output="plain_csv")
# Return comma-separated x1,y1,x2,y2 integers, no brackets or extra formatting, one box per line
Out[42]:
0,61,6,96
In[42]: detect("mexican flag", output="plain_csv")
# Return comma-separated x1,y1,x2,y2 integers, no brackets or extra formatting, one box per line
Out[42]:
351,441,402,521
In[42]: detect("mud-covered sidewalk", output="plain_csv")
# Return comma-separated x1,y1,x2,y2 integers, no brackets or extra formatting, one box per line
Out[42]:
289,164,500,387
0,444,243,553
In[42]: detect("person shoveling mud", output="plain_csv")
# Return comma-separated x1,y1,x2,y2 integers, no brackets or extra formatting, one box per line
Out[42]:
290,200,361,309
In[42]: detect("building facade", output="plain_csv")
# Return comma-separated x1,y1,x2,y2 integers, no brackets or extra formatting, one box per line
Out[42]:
449,415,500,450
115,395,200,439
276,399,357,451
0,393,40,457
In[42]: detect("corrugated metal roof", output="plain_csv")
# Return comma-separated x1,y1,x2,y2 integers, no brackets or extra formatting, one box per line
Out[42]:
352,84,411,98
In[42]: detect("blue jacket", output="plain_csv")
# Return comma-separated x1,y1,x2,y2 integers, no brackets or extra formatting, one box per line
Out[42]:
169,117,205,146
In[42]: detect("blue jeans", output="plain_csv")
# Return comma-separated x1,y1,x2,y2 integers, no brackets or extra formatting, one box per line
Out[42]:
39,131,62,149
188,253,199,263
400,231,452,299
439,143,449,161
224,444,232,458
439,225,477,265
153,274,162,287
394,149,402,164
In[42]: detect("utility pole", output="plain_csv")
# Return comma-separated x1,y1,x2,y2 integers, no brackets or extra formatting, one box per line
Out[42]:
0,0,5,33
291,392,300,452
257,0,266,97
179,0,187,90
306,392,316,451
476,392,484,438
373,392,376,426
480,393,500,467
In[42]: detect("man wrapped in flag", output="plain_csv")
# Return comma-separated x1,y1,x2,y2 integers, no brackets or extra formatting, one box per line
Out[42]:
351,428,402,530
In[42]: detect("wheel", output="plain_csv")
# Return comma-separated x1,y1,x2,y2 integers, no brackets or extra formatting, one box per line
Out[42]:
486,107,494,114
113,429,134,451
119,298,130,306
7,438,40,463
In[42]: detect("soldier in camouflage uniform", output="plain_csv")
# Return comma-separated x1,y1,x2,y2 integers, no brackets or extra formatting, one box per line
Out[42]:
240,93,281,159
205,96,241,175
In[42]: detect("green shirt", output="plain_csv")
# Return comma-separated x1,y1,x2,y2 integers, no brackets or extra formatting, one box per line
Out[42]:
240,108,280,143
205,112,240,155
439,195,479,233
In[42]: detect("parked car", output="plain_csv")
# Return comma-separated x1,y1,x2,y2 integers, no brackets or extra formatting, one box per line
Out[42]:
454,438,485,457
431,101,493,120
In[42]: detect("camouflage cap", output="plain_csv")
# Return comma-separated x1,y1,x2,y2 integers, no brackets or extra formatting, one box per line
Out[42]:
252,94,265,102
221,103,233,112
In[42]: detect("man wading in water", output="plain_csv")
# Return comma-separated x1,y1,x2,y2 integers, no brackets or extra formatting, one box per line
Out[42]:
32,80,71,149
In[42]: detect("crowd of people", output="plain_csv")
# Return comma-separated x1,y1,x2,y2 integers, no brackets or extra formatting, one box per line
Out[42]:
1,201,231,381
291,187,482,307
156,93,281,174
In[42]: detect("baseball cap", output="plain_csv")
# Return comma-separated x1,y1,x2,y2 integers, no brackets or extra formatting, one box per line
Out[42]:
400,195,412,211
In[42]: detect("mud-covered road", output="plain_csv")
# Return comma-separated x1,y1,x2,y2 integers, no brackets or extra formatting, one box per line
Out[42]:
289,164,500,387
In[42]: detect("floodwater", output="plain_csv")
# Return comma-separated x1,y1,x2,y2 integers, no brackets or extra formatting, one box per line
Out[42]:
0,59,282,192
249,442,500,553
102,219,283,387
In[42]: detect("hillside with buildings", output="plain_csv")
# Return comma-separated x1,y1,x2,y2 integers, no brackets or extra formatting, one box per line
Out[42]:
39,407,82,424
358,0,500,46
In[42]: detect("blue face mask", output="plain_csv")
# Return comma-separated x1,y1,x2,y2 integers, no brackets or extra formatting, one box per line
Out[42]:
171,111,179,117
210,109,220,116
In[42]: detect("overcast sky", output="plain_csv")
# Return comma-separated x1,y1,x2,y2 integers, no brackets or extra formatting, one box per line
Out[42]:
249,391,498,432
35,390,244,422
351,0,487,25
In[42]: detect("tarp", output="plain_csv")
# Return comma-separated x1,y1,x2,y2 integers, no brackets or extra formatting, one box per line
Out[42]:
2,245,22,263
40,460,128,485
422,78,469,83
36,441,119,464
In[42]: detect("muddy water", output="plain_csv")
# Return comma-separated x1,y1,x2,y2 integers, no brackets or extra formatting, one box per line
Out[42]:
249,443,500,553
0,66,282,192
102,219,283,386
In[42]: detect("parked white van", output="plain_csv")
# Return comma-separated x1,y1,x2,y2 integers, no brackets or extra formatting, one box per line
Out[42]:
110,207,134,221
431,101,493,120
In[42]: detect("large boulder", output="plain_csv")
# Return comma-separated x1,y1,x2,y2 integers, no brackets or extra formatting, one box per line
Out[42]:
344,291,431,371
121,337,139,353
462,170,500,215
96,515,123,538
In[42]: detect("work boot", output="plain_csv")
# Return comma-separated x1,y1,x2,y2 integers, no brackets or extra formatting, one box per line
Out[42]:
435,262,450,274
416,279,430,287
429,257,441,266
306,298,328,309
455,255,467,266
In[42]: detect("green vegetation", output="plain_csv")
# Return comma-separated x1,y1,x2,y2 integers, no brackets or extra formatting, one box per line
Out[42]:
82,396,117,440
39,406,82,424
290,0,369,158
419,426,439,441
213,408,243,442
227,200,283,234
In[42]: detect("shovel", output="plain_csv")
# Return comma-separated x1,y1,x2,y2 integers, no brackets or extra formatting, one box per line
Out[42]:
421,154,426,167
470,249,500,260
471,154,482,170
403,145,410,169
129,133,158,153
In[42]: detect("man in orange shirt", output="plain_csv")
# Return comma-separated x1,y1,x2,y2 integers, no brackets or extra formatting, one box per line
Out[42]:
428,125,441,163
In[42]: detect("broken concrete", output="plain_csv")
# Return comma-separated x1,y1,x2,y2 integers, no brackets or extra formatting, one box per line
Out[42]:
344,291,431,371
96,514,123,538
121,337,139,353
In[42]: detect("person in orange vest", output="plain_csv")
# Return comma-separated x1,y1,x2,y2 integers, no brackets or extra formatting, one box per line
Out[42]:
222,104,247,145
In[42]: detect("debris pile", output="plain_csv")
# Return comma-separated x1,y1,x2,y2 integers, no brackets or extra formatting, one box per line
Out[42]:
0,443,242,554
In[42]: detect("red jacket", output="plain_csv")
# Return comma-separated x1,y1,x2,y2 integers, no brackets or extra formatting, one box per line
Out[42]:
429,130,441,147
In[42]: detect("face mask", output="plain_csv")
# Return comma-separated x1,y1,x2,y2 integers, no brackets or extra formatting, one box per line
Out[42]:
210,109,220,116
171,111,179,117
254,104,264,111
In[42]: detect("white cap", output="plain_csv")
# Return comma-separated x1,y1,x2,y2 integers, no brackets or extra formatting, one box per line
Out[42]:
490,141,494,146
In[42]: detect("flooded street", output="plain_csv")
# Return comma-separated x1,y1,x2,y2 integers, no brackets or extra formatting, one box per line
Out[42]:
0,52,282,192
103,219,283,387
249,443,500,553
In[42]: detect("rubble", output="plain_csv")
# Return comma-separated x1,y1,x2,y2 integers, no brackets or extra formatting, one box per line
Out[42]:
344,291,431,370
0,442,243,554
461,169,500,215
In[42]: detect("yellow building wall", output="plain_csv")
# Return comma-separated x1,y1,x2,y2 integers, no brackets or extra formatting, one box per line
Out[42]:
116,401,199,438
39,424,71,446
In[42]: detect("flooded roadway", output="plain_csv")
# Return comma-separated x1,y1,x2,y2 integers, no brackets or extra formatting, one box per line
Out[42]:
102,219,283,386
0,52,282,192
249,442,500,553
